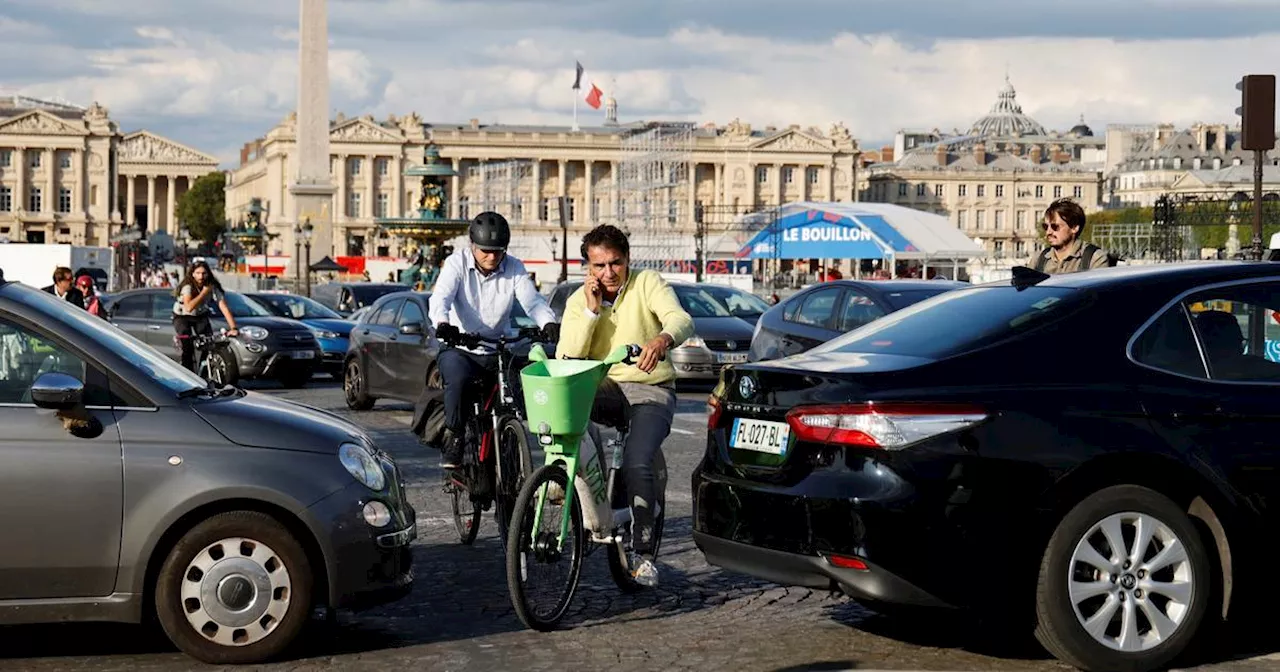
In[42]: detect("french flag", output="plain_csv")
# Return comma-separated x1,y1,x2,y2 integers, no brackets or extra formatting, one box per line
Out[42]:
573,61,604,110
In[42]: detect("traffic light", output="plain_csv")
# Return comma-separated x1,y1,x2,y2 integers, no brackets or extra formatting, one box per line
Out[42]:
1236,74,1276,151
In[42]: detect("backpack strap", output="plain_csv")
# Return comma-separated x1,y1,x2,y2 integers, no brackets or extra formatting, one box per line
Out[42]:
1032,247,1052,272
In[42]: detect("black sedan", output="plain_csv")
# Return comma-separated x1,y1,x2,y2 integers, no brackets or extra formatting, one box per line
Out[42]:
694,261,1280,672
748,279,965,362
343,291,540,410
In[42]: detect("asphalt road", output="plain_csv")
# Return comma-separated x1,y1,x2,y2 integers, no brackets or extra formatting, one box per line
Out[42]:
1,378,1277,672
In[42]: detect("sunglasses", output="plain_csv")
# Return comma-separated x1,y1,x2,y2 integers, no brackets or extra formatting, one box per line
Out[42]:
1042,221,1066,232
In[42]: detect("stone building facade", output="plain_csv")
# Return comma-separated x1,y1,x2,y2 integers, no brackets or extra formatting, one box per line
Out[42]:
0,96,219,246
1106,123,1279,208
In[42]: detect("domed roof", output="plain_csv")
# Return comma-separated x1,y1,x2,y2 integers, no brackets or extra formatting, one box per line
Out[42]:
969,76,1046,138
1069,114,1094,137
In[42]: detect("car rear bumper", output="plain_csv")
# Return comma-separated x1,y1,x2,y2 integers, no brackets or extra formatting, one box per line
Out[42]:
692,531,952,608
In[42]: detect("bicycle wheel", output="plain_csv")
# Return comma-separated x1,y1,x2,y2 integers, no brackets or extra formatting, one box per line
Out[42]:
449,473,481,545
494,416,534,547
505,464,584,632
607,450,667,593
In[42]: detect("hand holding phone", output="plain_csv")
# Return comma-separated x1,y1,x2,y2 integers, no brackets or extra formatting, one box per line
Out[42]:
584,275,602,313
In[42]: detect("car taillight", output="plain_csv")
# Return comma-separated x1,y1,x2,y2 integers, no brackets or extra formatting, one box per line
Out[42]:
707,395,723,430
785,403,986,450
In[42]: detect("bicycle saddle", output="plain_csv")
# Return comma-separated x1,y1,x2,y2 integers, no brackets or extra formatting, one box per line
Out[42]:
590,377,630,433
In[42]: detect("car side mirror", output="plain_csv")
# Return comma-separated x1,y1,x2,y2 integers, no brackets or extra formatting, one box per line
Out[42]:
399,322,423,335
30,372,85,410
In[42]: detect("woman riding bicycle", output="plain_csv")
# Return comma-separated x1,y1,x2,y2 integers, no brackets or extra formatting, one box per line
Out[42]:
172,260,238,373
556,224,693,587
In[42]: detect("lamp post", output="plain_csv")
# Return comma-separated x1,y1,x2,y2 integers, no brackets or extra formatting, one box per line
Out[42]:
293,222,303,291
556,196,569,283
301,220,314,297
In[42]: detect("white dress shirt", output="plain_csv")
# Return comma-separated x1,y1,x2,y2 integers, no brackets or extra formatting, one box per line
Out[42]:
428,247,556,352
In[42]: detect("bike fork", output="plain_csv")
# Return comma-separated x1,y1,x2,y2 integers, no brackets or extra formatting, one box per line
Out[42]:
530,440,579,553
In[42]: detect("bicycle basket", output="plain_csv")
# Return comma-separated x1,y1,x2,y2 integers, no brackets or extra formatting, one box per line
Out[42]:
520,358,608,436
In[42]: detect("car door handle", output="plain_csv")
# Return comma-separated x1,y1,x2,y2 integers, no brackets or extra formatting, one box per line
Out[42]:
147,325,162,330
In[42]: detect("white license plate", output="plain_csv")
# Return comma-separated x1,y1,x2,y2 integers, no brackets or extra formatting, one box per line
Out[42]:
730,417,790,454
290,350,315,359
717,353,749,364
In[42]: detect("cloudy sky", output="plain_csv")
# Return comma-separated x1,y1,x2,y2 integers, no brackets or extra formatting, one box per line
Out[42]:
2,0,1277,166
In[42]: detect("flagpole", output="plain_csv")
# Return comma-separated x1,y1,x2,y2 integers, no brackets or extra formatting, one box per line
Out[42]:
573,92,580,132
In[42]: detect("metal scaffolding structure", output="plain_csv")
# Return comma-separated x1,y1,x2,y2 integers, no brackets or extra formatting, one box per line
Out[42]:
470,159,533,226
605,123,696,262
1153,190,1280,262
1091,223,1159,262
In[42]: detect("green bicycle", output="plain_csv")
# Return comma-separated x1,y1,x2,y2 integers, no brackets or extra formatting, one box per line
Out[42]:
505,343,668,631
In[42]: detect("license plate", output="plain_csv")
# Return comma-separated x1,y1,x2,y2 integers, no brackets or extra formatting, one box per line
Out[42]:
730,417,790,455
718,353,749,364
290,350,315,359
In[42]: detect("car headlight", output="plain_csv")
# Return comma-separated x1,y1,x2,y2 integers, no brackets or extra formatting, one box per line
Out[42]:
240,326,269,341
680,336,706,349
313,329,340,339
339,443,386,491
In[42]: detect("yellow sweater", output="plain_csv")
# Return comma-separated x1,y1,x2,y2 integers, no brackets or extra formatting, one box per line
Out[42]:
557,270,695,385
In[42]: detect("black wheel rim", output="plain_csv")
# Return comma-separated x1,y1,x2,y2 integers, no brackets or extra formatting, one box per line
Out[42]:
210,353,227,386
512,469,579,625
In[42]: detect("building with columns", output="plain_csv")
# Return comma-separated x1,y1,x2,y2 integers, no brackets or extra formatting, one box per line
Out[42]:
1105,123,1278,208
865,78,1105,261
0,95,219,246
224,99,862,261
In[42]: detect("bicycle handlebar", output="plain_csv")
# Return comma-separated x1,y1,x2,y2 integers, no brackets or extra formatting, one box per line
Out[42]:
438,325,547,350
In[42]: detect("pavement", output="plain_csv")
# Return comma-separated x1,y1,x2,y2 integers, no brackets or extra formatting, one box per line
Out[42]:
0,378,1277,672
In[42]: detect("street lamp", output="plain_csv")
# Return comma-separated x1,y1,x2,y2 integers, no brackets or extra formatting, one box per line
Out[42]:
294,219,314,295
556,196,569,283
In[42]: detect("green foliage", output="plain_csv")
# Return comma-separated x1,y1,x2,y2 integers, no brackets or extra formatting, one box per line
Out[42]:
176,172,227,244
1089,207,1154,226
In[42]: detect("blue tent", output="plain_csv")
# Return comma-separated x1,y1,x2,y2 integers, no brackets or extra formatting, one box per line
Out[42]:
736,202,983,261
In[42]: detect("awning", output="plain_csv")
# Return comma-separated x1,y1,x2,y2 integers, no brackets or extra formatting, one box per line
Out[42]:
735,202,984,261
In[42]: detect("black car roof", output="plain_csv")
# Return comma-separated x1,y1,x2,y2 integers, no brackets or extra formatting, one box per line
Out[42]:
1008,260,1280,290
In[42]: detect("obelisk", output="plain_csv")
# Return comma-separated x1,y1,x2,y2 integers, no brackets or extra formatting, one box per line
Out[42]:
290,0,336,260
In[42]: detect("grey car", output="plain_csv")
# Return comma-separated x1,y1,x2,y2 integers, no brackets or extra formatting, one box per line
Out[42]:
104,288,321,388
0,279,415,664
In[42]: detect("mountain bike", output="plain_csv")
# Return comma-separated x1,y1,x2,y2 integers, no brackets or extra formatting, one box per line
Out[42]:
504,343,668,631
437,327,544,547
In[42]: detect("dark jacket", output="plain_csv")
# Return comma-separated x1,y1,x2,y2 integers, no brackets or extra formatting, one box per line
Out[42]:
42,285,85,309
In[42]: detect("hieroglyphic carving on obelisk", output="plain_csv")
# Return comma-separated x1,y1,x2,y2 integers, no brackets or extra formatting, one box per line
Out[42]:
290,0,336,259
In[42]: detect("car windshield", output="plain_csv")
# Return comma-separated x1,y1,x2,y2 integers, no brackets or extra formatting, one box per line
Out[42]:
350,285,405,306
674,286,733,318
702,285,770,317
252,294,342,320
214,292,274,318
14,286,208,394
510,302,537,329
879,287,959,311
810,285,1086,360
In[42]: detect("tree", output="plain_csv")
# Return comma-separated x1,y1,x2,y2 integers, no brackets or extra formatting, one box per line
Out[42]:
177,172,227,244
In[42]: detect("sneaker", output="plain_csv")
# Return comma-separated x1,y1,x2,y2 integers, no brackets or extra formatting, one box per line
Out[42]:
629,552,659,587
441,433,464,470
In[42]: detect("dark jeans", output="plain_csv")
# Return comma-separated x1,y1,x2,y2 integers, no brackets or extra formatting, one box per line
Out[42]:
437,348,497,435
613,382,676,557
173,315,212,372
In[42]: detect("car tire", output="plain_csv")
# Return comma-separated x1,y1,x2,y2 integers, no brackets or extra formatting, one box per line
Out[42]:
154,511,314,665
344,358,375,410
1034,485,1211,672
209,349,240,388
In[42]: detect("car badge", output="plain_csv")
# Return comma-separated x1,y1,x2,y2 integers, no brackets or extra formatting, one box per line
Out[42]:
738,375,756,400
726,340,737,350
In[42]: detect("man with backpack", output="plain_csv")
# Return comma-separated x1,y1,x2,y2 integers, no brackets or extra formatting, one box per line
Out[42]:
1026,198,1116,274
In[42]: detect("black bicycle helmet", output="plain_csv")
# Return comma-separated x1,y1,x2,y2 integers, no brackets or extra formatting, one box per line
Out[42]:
470,211,511,251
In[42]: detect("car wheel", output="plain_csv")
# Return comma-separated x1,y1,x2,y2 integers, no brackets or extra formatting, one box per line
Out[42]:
344,358,375,410
209,349,240,388
154,511,314,665
1035,485,1211,672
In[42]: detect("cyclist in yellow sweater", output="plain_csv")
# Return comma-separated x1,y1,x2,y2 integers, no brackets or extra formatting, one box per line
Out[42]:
558,224,694,587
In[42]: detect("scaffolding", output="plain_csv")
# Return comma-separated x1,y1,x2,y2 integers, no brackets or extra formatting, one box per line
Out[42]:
1091,223,1159,262
605,123,696,263
469,159,533,226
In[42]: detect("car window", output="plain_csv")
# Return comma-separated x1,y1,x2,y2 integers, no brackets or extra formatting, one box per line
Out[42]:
789,287,843,328
374,299,403,326
812,286,1088,359
881,288,956,311
398,299,425,327
256,294,342,320
674,287,732,318
148,293,173,320
350,285,405,308
1182,283,1280,382
1132,305,1208,379
705,286,770,318
0,317,110,406
839,291,887,331
112,294,151,319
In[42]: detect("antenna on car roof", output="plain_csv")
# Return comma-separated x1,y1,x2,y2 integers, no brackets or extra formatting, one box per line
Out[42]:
1010,265,1050,290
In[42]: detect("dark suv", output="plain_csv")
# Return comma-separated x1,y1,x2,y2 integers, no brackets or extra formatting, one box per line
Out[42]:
105,288,321,387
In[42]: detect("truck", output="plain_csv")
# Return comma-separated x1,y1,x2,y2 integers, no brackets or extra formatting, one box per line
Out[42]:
0,244,115,291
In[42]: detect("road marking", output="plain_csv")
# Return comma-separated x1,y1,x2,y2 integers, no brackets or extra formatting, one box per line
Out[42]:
670,427,697,436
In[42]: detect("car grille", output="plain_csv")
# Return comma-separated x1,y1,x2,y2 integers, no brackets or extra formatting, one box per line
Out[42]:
277,331,317,346
704,339,747,352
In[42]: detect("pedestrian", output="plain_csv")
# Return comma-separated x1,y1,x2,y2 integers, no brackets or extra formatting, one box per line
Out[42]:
43,267,85,309
76,275,107,319
172,260,239,372
1026,199,1116,274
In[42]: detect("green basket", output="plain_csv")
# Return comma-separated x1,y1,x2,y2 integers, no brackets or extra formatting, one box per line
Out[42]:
520,358,609,436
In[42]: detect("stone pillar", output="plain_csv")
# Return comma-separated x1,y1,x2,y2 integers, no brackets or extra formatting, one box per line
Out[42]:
394,154,405,219
291,0,337,258
125,174,136,226
610,160,618,222
14,148,25,218
167,175,178,236
688,162,698,228
775,163,784,207
366,154,377,218
45,149,56,213
584,160,594,223
75,147,87,213
336,155,347,220
557,159,567,225
146,176,156,232
449,158,459,219
532,160,542,223
714,163,723,209
827,162,835,201
746,163,756,208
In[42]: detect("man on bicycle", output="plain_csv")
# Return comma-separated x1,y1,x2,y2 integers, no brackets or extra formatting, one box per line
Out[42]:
429,212,559,470
556,224,694,587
